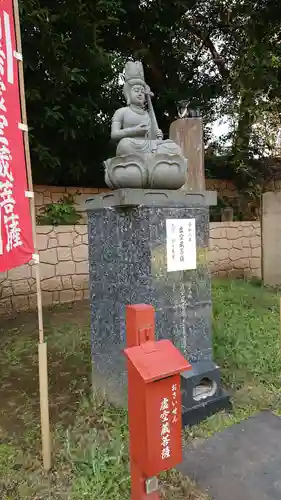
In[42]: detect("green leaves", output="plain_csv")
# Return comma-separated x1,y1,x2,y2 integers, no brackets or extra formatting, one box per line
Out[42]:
37,194,82,225
21,0,123,185
21,0,281,188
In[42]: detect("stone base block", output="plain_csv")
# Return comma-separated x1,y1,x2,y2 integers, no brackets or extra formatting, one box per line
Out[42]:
181,361,231,427
87,192,226,427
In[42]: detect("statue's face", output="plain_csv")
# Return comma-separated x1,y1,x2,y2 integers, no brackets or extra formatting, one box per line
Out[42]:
130,85,145,106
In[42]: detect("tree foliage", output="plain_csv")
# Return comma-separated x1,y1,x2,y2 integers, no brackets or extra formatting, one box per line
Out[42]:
21,0,281,187
21,0,124,185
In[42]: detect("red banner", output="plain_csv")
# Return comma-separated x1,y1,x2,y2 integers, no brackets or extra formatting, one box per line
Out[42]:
0,0,34,273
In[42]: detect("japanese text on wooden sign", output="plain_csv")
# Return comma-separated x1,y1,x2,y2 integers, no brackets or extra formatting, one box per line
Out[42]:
0,0,33,272
166,219,196,272
160,381,180,461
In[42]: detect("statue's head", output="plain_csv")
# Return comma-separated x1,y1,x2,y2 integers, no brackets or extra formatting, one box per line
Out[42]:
123,60,146,107
124,83,146,106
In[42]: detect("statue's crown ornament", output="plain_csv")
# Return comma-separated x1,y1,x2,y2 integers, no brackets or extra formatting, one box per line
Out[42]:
124,61,145,85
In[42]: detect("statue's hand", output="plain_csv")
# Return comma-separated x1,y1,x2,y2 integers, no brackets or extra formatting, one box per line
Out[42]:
156,129,163,140
134,123,150,136
145,84,154,97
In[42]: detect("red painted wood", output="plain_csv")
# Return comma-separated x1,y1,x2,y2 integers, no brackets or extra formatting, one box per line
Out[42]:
125,304,191,500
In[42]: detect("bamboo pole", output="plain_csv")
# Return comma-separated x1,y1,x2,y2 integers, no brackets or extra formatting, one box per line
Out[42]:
12,0,52,471
279,297,281,347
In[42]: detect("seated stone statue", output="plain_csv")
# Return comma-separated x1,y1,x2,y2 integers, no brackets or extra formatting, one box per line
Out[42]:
111,61,181,157
104,61,187,190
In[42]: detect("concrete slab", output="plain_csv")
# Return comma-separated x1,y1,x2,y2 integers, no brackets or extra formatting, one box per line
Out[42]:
178,411,281,500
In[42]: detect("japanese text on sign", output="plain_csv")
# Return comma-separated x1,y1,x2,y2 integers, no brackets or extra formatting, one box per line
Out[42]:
160,382,180,461
166,219,196,272
160,397,171,460
171,383,178,424
0,12,23,255
0,1,33,272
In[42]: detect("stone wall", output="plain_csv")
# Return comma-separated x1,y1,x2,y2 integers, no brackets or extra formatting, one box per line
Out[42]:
33,180,281,223
206,179,237,199
33,180,237,222
209,222,261,278
0,222,261,317
34,185,110,223
0,226,89,317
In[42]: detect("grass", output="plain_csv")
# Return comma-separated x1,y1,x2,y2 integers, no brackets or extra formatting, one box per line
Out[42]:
185,279,281,442
0,279,281,498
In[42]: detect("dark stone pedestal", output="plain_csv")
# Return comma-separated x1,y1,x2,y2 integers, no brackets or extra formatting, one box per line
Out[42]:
86,189,230,424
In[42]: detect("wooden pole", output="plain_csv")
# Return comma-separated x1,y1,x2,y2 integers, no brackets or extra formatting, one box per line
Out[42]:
279,297,281,347
12,0,52,471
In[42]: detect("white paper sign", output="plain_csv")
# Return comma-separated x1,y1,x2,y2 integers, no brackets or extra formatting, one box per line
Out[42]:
166,219,196,272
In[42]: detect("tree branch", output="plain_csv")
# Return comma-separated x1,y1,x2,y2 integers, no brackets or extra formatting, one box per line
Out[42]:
187,23,230,79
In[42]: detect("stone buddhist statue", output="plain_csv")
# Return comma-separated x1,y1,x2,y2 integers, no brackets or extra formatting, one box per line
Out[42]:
104,61,187,190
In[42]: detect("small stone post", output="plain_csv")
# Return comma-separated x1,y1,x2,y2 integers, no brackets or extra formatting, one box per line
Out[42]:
169,117,205,192
262,192,281,286
221,207,234,222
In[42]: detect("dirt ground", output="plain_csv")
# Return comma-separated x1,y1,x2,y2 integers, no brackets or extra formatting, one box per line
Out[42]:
0,301,91,441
